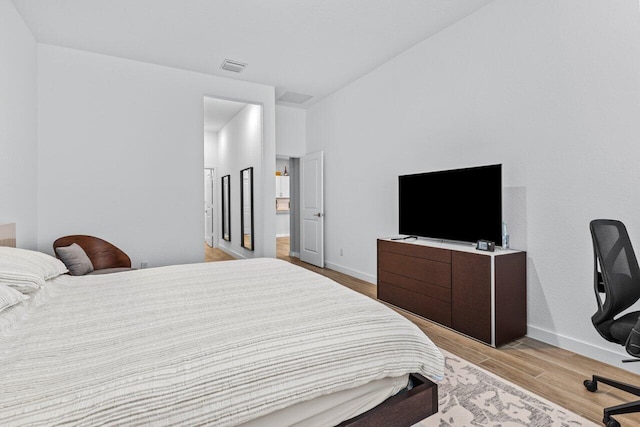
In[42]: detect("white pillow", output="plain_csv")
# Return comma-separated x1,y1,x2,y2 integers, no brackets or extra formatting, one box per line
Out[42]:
0,283,28,313
0,247,68,293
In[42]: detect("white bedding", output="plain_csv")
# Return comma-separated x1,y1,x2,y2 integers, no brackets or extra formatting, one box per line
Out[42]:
0,258,444,426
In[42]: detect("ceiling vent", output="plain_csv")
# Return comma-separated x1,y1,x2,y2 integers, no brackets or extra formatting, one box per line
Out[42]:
220,59,247,73
278,91,313,104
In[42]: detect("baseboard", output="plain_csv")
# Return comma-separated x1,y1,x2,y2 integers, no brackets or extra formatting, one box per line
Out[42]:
289,251,299,258
324,261,376,285
218,246,245,260
527,325,640,374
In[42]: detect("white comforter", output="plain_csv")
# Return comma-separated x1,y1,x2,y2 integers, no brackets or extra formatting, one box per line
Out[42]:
0,258,444,426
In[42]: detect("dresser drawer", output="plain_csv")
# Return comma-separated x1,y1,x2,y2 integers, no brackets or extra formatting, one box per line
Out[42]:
378,239,451,264
378,284,452,327
378,251,451,288
378,270,451,303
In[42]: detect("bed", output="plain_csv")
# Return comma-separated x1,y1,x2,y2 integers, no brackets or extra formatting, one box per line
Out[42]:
0,247,444,426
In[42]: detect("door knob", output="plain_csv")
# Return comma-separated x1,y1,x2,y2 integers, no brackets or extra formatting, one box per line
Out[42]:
313,213,323,217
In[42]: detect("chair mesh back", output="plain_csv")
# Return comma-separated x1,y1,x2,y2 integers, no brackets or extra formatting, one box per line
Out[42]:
590,219,640,322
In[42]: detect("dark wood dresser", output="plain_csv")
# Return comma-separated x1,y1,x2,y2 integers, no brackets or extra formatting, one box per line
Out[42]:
377,238,527,347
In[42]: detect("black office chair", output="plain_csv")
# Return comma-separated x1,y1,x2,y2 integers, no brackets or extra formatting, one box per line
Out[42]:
584,219,640,427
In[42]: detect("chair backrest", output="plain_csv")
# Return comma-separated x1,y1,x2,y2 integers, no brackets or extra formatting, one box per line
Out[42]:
53,235,131,271
589,219,640,341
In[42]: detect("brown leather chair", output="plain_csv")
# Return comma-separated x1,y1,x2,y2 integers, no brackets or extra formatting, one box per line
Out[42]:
53,235,133,274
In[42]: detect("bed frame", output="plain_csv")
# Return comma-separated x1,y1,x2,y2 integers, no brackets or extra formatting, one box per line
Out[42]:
338,374,438,427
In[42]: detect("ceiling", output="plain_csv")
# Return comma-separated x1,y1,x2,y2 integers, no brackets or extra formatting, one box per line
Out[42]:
11,0,494,108
203,97,247,132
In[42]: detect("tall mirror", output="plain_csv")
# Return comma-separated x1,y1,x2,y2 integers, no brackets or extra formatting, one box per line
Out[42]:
240,167,254,251
221,175,231,241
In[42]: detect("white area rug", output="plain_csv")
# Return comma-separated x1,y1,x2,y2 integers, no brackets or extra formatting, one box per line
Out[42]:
415,349,599,427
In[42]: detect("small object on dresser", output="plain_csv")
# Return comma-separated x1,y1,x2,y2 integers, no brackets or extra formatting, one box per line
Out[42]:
502,221,509,250
476,239,495,252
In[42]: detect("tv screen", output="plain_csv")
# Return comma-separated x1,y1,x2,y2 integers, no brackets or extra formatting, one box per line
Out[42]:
398,164,502,244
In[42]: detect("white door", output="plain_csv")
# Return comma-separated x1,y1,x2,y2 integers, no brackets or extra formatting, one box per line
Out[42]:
204,169,215,247
300,151,324,267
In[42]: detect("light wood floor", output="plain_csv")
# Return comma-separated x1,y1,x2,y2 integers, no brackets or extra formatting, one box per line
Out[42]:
204,242,235,262
205,237,640,425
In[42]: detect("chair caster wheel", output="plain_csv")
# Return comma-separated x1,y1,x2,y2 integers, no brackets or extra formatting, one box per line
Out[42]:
584,379,597,392
606,419,620,427
604,415,620,427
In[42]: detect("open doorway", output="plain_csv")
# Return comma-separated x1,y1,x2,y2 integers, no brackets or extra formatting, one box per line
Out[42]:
276,151,324,267
203,95,265,261
203,96,247,259
275,156,304,262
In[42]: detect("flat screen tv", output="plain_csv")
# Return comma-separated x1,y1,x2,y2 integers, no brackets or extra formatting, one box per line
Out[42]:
398,164,502,244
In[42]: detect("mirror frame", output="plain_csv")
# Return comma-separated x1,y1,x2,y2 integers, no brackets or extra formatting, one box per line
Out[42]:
240,167,254,251
221,174,231,242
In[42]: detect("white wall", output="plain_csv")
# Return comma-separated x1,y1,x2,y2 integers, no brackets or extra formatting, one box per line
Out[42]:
276,213,290,237
37,44,276,267
275,107,304,249
0,0,38,249
306,0,640,371
276,105,306,157
204,131,218,169
217,104,263,258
